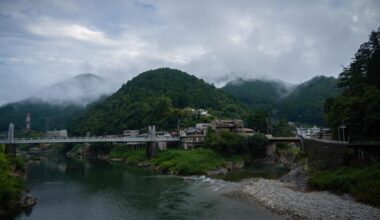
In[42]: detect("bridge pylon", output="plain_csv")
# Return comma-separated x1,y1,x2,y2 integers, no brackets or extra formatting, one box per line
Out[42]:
5,123,16,158
147,125,157,158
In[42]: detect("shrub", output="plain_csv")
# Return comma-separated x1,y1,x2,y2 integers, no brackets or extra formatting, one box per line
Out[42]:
0,151,24,218
150,148,226,175
308,166,380,206
109,146,146,164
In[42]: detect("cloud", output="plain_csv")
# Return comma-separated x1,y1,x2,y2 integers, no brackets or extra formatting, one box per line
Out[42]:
0,0,379,105
27,19,110,44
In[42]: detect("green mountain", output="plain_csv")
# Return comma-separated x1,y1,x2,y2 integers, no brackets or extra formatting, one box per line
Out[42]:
0,74,111,132
222,76,341,125
222,78,291,114
0,99,83,132
69,68,245,135
280,76,341,125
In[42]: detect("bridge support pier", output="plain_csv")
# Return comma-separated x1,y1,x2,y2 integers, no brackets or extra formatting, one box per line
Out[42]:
266,143,276,158
5,144,16,158
146,142,157,159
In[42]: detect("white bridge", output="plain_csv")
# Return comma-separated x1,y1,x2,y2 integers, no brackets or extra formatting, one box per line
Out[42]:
1,124,180,145
0,136,180,144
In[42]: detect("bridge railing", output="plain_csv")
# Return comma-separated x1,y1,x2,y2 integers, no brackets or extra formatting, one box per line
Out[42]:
0,136,180,144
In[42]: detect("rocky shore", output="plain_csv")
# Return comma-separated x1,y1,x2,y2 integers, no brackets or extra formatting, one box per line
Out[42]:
240,178,380,219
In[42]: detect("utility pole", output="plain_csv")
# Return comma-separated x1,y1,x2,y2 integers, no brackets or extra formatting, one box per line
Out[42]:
337,126,341,142
341,118,350,142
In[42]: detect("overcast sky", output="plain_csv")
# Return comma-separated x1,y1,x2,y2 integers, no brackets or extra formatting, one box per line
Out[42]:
0,0,379,105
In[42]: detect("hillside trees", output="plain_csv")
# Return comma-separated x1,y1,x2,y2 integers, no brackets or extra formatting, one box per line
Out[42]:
70,68,246,135
326,28,380,141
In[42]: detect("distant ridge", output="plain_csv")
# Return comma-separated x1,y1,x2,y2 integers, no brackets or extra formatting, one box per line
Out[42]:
34,73,113,106
222,75,341,125
0,73,113,132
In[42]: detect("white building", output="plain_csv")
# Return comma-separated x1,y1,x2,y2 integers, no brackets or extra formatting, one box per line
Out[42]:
296,125,322,138
45,129,68,138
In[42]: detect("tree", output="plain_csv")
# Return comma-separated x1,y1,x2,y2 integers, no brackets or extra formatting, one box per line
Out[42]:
272,119,294,137
326,28,380,141
204,128,247,155
247,134,269,159
246,110,269,133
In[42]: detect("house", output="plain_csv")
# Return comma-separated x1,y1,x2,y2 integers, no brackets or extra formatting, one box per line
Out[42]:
123,130,139,137
195,123,210,131
211,119,244,131
319,128,333,140
234,127,255,137
196,109,209,116
180,126,208,150
296,125,330,139
45,130,68,138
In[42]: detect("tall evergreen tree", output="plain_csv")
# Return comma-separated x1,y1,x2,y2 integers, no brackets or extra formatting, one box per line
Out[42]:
326,28,380,141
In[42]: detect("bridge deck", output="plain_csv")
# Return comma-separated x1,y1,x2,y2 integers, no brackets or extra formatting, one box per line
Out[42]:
0,136,180,144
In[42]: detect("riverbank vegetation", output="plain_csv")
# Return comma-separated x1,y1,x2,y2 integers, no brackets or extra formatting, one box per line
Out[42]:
108,146,241,175
0,145,25,218
205,130,269,160
109,147,146,164
308,166,380,206
150,148,226,175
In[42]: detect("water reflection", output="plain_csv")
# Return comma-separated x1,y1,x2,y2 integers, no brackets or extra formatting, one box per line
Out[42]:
17,153,284,220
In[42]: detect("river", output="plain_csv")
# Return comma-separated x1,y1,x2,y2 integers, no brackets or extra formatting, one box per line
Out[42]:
16,153,287,220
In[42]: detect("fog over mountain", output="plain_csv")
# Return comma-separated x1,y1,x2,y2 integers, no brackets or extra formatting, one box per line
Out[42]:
32,73,115,106
0,1,379,105
0,73,114,131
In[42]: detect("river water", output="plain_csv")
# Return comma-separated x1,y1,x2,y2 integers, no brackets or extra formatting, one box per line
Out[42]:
16,154,286,220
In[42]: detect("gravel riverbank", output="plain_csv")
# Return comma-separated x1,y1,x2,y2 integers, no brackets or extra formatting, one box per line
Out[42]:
240,178,380,219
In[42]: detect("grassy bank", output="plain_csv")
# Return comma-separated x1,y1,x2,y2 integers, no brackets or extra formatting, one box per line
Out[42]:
150,148,227,175
109,146,146,164
0,145,25,218
108,146,241,175
308,166,380,207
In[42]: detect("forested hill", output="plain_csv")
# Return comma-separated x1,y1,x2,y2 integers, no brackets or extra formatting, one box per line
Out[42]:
0,73,111,132
222,76,340,125
222,79,291,113
69,68,245,135
0,99,83,132
280,76,341,125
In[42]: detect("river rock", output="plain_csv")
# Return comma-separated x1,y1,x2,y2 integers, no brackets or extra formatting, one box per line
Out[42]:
279,165,308,190
110,158,123,162
137,161,150,167
241,178,380,219
207,167,228,176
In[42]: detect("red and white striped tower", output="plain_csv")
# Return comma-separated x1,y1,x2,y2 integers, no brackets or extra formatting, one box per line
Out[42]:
26,112,30,131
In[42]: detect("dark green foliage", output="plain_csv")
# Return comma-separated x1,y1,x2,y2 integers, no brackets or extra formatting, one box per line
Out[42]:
204,128,268,159
0,99,84,132
308,166,380,206
70,68,245,135
150,148,226,175
326,28,380,141
0,146,24,218
246,134,269,159
272,119,294,137
109,146,146,164
204,129,248,155
14,156,25,171
222,77,341,126
280,76,341,125
246,110,269,133
222,79,289,113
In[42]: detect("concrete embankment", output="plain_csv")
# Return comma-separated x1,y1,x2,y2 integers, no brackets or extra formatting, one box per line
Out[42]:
239,178,380,219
